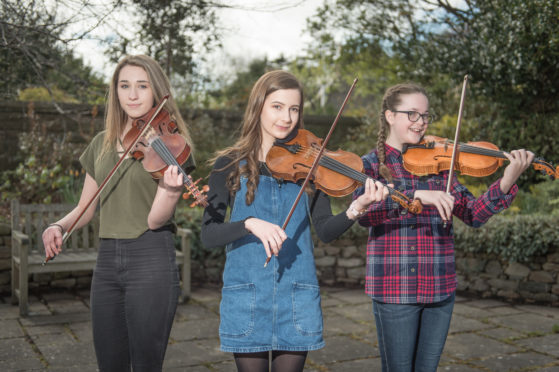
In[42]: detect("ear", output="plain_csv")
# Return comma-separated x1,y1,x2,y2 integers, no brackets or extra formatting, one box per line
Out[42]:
384,110,395,125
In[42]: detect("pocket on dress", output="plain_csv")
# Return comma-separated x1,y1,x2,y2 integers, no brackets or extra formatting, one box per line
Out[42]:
292,282,323,336
219,283,255,338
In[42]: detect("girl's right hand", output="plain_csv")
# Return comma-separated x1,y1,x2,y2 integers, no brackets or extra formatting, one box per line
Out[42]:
414,190,455,221
244,218,287,259
42,225,64,259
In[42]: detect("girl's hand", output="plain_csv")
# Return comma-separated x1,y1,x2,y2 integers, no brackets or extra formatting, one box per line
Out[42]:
500,149,535,194
244,218,287,259
162,165,184,194
42,225,63,259
348,179,390,219
414,190,455,221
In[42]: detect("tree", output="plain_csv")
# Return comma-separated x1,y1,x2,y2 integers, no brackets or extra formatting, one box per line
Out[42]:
0,0,108,104
105,0,221,83
306,0,559,182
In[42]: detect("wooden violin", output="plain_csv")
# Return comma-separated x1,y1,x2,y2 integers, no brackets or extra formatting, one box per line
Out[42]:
402,135,558,179
123,105,209,207
266,129,423,214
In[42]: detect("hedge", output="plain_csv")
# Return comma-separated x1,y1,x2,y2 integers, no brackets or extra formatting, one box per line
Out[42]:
454,215,559,263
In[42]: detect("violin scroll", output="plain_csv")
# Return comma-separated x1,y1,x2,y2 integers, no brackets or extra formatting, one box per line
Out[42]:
182,178,210,207
532,158,559,180
390,190,423,214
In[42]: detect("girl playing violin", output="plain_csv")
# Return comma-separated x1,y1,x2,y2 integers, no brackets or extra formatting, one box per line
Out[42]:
353,83,534,372
41,55,195,371
200,70,389,372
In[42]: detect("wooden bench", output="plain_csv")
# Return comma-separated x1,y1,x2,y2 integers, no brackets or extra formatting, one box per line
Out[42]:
11,200,192,316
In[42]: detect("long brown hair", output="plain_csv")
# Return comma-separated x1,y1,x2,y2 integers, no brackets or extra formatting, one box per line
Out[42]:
212,70,304,205
377,83,428,182
102,54,192,156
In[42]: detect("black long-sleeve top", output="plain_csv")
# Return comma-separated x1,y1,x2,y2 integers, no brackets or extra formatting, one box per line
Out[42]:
200,156,356,249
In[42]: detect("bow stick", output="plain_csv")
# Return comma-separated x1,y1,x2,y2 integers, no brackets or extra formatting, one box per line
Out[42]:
444,75,469,228
43,95,170,264
263,78,358,267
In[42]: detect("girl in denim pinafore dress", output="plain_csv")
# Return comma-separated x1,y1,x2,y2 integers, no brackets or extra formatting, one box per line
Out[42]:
220,167,321,352
201,70,388,372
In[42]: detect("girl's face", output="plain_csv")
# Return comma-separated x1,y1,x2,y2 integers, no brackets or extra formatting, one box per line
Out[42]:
259,88,301,149
385,93,430,150
117,65,154,124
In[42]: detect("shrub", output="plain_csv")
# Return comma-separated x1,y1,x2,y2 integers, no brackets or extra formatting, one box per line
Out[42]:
0,103,85,215
454,215,559,262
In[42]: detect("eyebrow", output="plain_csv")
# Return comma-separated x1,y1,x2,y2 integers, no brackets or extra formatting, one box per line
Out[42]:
270,100,299,107
402,108,429,112
119,79,150,83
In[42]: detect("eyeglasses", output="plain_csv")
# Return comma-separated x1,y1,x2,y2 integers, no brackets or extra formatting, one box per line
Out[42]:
392,110,434,124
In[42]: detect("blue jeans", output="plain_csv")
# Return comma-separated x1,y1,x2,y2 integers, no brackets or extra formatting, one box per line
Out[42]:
372,294,455,372
91,228,180,372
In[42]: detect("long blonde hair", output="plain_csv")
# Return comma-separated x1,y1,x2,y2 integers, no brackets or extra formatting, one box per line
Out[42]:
102,54,192,155
377,83,428,182
212,70,304,205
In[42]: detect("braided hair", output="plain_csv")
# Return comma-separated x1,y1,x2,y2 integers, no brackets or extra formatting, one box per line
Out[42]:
377,83,427,182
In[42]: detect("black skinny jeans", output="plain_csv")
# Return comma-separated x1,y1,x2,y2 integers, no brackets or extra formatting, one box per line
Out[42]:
91,228,180,372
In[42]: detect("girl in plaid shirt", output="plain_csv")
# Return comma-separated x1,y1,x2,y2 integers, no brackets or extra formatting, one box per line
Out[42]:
353,83,534,372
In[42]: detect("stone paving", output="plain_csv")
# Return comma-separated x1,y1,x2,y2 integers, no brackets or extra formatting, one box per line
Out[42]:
1,286,559,371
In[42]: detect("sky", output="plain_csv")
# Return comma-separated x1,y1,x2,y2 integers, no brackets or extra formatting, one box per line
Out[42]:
216,1,322,60
70,0,324,81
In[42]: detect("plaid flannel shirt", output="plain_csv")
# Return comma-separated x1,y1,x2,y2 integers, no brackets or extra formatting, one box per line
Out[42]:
353,144,518,304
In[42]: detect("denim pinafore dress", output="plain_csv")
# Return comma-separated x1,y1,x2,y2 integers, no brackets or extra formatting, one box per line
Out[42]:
219,172,324,353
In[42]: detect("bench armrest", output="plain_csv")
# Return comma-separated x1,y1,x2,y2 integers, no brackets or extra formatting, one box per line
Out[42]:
176,227,192,239
12,230,30,245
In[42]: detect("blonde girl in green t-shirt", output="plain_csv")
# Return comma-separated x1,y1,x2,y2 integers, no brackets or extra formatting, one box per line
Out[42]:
41,54,194,371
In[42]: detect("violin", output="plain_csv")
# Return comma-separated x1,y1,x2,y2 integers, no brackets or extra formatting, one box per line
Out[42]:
402,135,558,179
266,129,423,214
123,105,209,207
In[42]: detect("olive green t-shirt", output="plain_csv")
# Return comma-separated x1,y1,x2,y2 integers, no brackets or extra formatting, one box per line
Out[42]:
79,131,196,239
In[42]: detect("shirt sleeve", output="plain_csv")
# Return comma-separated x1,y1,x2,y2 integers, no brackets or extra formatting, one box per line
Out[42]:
353,152,406,227
309,189,355,243
200,157,251,249
452,177,518,227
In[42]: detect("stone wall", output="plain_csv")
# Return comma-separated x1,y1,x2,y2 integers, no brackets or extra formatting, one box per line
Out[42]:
186,233,559,306
455,250,559,305
1,224,558,305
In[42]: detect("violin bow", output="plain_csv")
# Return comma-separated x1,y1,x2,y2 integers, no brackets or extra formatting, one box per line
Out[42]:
43,95,170,264
263,78,359,267
444,75,469,227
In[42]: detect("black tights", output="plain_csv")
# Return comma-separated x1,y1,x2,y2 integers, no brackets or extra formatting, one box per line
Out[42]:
233,351,308,372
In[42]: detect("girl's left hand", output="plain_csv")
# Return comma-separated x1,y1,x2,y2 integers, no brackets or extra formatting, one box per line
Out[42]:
348,179,389,219
162,165,184,193
500,149,535,193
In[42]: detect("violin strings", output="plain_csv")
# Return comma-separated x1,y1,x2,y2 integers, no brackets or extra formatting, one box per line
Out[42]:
444,141,507,159
293,144,366,181
151,138,201,197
